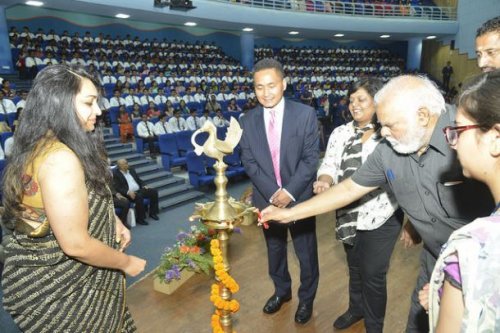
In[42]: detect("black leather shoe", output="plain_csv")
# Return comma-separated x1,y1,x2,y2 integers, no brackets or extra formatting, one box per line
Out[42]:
294,303,313,324
149,214,159,221
136,220,149,225
262,294,291,314
333,311,363,329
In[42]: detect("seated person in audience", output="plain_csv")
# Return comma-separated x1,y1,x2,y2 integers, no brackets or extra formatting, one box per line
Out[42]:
109,89,126,108
205,94,221,113
186,108,201,131
199,109,213,127
300,84,314,106
136,114,158,158
113,159,159,226
227,98,242,112
213,110,230,128
168,110,188,132
118,106,134,143
0,90,16,114
140,89,155,107
13,107,22,131
154,88,168,106
178,99,190,114
154,114,172,136
419,70,500,333
167,90,182,105
108,161,131,229
131,103,142,120
164,100,175,117
15,90,28,109
145,101,161,118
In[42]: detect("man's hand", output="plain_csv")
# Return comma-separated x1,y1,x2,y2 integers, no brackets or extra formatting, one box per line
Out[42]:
400,221,422,248
270,189,292,208
127,191,136,200
418,283,430,312
313,180,331,194
116,193,126,200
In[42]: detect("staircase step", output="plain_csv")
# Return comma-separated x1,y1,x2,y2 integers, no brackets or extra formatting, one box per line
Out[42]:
104,137,119,144
109,153,143,163
135,164,161,175
107,147,133,156
142,170,173,183
127,159,152,168
106,143,133,151
158,183,193,199
147,177,183,190
159,191,205,210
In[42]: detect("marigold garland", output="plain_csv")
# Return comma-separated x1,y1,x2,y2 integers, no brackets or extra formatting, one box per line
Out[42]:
210,239,240,333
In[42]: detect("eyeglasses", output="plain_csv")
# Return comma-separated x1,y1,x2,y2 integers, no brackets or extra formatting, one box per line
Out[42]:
442,125,480,146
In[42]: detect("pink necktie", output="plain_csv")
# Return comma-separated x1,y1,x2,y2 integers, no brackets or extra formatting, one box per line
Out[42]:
267,110,282,187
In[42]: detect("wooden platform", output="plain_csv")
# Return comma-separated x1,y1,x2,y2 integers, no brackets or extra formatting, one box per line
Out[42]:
127,212,421,333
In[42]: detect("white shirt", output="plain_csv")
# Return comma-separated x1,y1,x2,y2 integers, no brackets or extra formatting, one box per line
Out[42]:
0,99,16,114
317,121,398,230
120,170,140,193
109,97,126,108
186,116,200,131
4,137,13,158
136,120,155,138
198,115,213,127
168,117,187,132
213,115,229,128
154,121,172,135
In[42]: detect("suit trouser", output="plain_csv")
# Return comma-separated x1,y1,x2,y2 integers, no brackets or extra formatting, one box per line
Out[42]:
113,196,130,225
343,212,402,333
134,188,159,222
405,247,436,333
264,217,319,305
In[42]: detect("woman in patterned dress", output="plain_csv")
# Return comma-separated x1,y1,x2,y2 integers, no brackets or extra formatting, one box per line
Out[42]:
313,78,401,333
419,70,500,332
1,64,146,333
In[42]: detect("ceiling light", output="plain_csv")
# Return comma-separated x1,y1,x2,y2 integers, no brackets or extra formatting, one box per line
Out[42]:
242,27,254,32
289,31,299,35
380,34,390,39
426,35,436,39
25,1,44,6
115,13,130,19
334,33,344,37
184,22,197,27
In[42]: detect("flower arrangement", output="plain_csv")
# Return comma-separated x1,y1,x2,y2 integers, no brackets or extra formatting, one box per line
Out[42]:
210,239,240,333
156,224,217,283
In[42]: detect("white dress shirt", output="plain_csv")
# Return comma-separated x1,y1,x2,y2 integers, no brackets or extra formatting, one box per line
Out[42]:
168,117,187,132
120,170,140,193
154,121,173,135
136,120,156,138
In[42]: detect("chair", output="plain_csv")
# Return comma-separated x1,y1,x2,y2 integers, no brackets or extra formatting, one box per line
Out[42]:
186,151,215,188
132,118,144,153
175,130,194,156
0,132,13,150
223,147,246,177
158,134,186,171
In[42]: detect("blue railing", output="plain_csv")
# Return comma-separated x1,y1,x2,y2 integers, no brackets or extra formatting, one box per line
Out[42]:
207,0,457,21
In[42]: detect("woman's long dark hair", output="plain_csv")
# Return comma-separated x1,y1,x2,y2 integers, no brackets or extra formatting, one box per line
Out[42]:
458,69,500,132
2,64,110,229
347,77,384,133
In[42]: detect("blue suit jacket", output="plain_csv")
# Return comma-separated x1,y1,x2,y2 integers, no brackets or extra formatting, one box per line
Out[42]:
240,99,319,210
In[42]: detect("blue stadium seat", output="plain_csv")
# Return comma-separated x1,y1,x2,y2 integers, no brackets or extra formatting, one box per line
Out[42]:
158,133,186,171
186,151,215,188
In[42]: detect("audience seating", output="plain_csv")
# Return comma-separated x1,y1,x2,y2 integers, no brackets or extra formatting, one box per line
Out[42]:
158,133,187,171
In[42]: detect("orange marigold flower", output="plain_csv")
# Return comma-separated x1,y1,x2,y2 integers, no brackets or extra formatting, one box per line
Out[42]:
179,245,190,253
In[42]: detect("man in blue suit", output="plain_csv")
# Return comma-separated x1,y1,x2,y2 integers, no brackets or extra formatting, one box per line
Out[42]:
239,58,320,325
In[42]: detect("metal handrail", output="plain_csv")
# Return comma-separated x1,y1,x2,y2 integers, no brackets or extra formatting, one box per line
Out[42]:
207,0,457,21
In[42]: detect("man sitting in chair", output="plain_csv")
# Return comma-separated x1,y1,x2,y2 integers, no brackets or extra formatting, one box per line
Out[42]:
113,159,160,225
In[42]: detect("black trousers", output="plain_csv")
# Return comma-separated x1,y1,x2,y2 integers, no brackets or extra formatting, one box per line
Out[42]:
343,212,402,333
264,217,319,305
143,136,158,156
113,196,130,225
133,187,159,222
405,247,436,333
